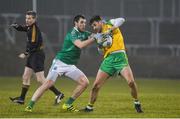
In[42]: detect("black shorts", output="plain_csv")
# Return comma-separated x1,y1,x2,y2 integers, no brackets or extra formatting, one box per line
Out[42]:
26,50,45,73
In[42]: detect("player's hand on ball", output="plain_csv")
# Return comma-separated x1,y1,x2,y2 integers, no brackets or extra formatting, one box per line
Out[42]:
18,53,26,59
93,33,102,41
89,33,97,41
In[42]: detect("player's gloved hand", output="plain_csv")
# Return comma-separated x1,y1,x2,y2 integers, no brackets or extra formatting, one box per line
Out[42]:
92,33,105,49
10,23,19,28
92,33,102,41
88,33,96,41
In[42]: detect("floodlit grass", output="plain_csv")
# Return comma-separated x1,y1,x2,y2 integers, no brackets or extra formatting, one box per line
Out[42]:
0,77,180,118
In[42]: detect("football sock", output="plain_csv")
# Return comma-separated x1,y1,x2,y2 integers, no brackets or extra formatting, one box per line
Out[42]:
20,84,29,100
65,97,75,105
49,86,62,95
28,100,35,108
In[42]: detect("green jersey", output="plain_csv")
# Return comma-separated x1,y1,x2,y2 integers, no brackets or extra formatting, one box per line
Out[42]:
56,27,91,65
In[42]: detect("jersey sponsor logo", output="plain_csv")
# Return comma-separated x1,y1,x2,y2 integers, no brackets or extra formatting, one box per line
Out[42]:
77,34,85,40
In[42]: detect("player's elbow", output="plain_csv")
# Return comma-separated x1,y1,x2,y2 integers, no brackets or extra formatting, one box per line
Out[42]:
120,18,125,22
117,17,125,23
114,18,125,27
77,44,84,49
74,40,85,49
120,18,125,25
76,43,87,49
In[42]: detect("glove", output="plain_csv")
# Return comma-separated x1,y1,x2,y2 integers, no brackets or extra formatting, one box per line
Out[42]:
89,33,102,41
93,33,103,40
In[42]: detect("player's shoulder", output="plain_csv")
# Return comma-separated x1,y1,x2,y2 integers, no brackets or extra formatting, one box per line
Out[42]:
84,30,91,36
103,19,113,26
70,28,91,36
84,30,91,34
70,27,78,35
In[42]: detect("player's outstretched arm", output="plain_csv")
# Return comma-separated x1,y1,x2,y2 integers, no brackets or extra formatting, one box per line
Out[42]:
10,23,27,32
110,18,125,28
73,36,95,49
105,18,125,35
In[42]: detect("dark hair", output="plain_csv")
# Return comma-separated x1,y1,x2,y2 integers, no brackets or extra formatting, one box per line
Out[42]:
89,15,102,25
73,14,85,25
26,11,37,18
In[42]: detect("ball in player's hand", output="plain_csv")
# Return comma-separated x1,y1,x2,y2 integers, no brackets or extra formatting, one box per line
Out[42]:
96,33,112,48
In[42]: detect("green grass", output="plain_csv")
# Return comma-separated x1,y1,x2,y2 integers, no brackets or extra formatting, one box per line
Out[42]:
0,77,180,118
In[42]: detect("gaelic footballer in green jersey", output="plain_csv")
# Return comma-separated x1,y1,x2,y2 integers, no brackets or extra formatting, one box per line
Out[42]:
56,27,91,65
25,15,95,112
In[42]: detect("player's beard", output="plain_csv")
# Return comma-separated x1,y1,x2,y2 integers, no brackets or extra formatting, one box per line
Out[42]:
96,28,102,33
95,26,102,33
26,21,35,27
78,27,85,32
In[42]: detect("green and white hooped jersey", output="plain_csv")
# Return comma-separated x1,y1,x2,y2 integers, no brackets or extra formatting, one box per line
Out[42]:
56,27,91,65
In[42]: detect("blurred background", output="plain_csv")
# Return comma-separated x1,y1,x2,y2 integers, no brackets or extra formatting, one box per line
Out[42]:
0,0,180,78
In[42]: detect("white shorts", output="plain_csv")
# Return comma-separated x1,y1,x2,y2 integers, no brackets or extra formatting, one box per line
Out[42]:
46,59,86,82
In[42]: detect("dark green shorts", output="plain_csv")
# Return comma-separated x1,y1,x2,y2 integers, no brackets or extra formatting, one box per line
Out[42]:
100,52,129,76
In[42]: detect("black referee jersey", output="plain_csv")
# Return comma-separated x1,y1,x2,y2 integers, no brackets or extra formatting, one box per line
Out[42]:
13,22,43,54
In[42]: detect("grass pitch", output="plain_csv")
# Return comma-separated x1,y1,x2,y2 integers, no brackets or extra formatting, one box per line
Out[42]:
0,77,180,118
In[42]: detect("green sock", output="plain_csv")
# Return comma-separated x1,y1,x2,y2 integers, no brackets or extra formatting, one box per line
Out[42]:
65,97,75,105
28,100,35,108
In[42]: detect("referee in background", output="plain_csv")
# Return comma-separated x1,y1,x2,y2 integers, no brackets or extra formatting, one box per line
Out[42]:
9,11,64,105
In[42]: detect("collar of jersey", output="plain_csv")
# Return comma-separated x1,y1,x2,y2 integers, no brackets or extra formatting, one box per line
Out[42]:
74,27,79,32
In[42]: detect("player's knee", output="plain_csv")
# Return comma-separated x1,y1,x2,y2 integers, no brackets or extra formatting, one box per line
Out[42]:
78,76,89,88
82,78,89,88
22,74,28,80
22,74,30,84
36,75,46,84
37,78,44,84
128,80,135,87
46,80,55,88
36,80,41,83
92,83,101,91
